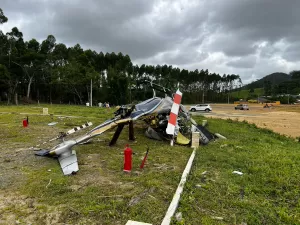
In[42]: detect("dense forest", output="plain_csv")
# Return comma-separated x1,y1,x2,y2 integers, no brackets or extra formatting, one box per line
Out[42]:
0,8,243,105
237,71,300,104
243,72,300,96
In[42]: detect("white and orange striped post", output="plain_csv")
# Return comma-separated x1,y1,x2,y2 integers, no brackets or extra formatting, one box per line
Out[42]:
166,89,182,146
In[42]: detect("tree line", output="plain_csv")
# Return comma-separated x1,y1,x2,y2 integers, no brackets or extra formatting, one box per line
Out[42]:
0,8,242,105
266,71,300,96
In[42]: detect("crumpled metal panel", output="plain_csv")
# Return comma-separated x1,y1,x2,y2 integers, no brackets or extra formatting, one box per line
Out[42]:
58,150,79,175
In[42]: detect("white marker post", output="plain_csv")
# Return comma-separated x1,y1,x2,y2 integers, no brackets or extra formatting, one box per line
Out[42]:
161,148,197,225
126,220,152,225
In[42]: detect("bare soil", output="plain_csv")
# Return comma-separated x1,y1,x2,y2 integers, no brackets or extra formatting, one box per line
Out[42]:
199,104,300,138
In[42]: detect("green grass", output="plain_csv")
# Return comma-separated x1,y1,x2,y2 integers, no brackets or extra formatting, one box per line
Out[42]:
175,118,300,225
0,104,115,119
231,88,264,100
0,105,299,224
0,104,192,224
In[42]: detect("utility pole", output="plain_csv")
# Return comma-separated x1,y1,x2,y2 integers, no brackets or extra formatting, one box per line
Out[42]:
227,92,230,104
90,79,92,107
130,67,133,103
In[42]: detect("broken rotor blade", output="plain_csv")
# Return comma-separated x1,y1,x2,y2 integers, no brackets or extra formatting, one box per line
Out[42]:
66,122,93,135
30,122,93,150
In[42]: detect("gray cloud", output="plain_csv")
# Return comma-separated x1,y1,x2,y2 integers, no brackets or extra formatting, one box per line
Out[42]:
227,55,257,69
282,42,300,62
2,0,300,84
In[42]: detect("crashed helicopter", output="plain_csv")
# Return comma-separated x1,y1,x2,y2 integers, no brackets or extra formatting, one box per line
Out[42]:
35,83,215,175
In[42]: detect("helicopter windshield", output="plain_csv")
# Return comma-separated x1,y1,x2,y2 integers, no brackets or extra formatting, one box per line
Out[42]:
131,97,162,119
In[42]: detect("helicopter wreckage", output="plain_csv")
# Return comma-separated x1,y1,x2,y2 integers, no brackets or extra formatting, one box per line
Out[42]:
35,84,218,175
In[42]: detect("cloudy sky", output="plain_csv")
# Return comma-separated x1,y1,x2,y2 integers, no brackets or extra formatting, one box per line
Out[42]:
1,0,300,84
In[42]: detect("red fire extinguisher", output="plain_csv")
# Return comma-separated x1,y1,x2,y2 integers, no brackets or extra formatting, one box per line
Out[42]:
123,144,132,172
23,118,28,127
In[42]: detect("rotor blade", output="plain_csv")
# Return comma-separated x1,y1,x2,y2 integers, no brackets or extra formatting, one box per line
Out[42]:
66,122,93,135
30,122,93,149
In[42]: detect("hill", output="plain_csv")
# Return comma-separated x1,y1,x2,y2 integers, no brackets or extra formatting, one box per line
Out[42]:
243,72,291,90
231,88,264,100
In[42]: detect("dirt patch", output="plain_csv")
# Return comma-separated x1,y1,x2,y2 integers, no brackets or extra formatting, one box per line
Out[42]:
0,192,63,225
202,104,300,138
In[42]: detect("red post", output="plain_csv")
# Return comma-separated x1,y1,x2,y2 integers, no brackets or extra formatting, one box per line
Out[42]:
140,148,149,169
123,144,132,172
23,119,28,127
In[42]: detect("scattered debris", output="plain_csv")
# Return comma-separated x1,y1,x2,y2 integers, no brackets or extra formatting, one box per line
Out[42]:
47,169,51,172
175,212,183,222
215,133,227,139
148,195,156,199
232,171,243,175
126,220,152,225
46,179,52,188
201,171,208,175
48,122,58,126
196,184,202,188
211,216,224,220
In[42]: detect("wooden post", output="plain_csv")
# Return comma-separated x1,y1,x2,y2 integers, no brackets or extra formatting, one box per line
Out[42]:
109,124,125,146
191,132,200,148
128,121,135,141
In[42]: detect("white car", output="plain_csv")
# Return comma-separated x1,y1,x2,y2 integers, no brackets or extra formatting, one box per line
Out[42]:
190,104,212,112
235,104,249,110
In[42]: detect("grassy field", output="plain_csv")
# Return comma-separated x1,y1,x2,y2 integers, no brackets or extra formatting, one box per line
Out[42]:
0,105,299,225
0,105,192,225
231,88,264,100
176,119,300,225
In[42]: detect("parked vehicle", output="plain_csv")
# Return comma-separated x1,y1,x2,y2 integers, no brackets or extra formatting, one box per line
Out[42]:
190,104,212,112
235,104,249,110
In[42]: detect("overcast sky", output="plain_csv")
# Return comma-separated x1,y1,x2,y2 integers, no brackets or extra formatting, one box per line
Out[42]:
1,0,300,84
